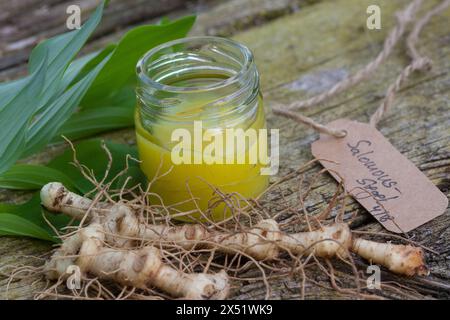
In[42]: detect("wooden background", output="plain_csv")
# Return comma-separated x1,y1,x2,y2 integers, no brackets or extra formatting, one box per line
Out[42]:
0,0,449,299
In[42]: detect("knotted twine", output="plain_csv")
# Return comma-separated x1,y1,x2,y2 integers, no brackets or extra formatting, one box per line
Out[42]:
272,0,450,137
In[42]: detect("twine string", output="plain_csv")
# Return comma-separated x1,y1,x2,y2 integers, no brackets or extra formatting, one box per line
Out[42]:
369,0,450,126
273,0,449,137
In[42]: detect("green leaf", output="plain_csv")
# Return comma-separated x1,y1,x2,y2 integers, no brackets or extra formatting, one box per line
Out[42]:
60,16,196,140
0,213,55,242
113,165,148,190
0,55,47,174
0,139,144,242
48,139,139,193
0,1,107,174
0,11,196,175
159,17,171,25
0,164,76,191
81,15,196,108
0,77,32,108
0,194,72,242
28,1,106,106
57,106,134,141
96,81,136,108
23,51,113,156
1,139,142,194
60,49,105,90
67,44,117,87
0,194,64,227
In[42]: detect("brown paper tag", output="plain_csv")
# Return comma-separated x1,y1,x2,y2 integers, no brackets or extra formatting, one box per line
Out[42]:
311,119,448,233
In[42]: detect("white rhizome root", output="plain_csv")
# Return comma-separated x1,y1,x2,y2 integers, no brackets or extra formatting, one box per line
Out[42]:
41,182,230,300
45,222,229,299
40,182,429,299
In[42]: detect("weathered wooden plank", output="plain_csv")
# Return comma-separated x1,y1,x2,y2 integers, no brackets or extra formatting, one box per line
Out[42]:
191,0,306,36
0,0,66,23
0,0,309,80
1,0,449,299
229,0,450,299
0,0,190,71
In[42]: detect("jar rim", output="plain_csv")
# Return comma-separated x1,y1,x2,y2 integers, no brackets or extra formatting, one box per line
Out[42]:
136,36,254,93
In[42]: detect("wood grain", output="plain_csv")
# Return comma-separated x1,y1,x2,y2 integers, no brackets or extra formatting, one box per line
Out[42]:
0,0,449,299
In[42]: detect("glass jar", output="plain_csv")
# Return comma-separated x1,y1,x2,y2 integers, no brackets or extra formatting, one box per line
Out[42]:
135,36,268,221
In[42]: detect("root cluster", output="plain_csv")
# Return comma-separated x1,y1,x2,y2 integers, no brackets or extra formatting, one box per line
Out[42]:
8,145,429,300
37,179,427,300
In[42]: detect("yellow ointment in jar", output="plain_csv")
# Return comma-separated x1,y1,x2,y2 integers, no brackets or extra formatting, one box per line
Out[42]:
135,37,269,221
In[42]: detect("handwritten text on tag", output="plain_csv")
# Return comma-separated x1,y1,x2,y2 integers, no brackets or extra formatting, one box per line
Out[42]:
311,119,447,233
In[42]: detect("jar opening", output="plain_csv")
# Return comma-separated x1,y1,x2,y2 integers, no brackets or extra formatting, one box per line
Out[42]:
136,36,254,93
136,36,261,133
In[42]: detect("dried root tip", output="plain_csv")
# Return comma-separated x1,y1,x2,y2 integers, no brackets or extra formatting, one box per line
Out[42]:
75,224,230,299
281,223,352,258
351,238,429,276
40,182,93,220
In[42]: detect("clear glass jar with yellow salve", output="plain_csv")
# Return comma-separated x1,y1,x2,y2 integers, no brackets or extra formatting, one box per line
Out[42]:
135,36,269,221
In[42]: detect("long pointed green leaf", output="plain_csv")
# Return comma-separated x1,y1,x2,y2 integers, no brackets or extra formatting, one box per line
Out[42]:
28,1,106,106
48,139,138,193
0,192,71,241
0,77,32,110
81,15,196,108
0,138,144,242
0,213,56,242
0,55,47,174
60,50,103,90
68,43,117,86
23,51,113,156
57,106,134,141
0,1,107,174
0,164,76,191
